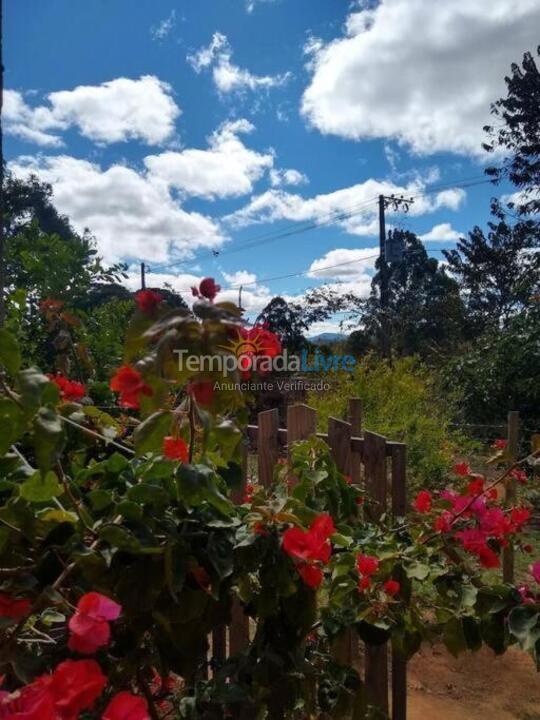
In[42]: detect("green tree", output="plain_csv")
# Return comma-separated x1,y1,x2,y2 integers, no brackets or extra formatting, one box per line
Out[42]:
484,47,540,215
443,206,540,332
257,296,309,351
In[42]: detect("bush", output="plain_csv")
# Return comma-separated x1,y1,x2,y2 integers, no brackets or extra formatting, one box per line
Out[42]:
308,356,469,489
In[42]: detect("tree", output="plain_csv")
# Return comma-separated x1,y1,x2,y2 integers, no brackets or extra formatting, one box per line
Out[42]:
256,296,309,351
483,47,540,215
443,205,540,332
362,230,467,357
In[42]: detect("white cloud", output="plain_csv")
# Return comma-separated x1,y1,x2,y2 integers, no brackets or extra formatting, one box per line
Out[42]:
226,177,466,237
151,10,176,40
10,155,223,264
301,0,540,156
187,32,291,94
144,119,273,198
245,0,280,13
5,76,180,146
269,168,309,187
307,247,378,280
419,222,461,243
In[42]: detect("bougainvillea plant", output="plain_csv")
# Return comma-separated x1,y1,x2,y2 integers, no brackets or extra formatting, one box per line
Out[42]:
0,280,539,720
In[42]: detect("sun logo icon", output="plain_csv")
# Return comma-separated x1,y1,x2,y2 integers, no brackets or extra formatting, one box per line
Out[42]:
221,330,266,373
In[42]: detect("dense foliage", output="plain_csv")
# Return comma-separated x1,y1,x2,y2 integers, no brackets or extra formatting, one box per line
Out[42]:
0,286,539,720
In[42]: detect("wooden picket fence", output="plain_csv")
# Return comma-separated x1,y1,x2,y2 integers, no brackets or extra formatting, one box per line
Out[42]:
213,399,408,720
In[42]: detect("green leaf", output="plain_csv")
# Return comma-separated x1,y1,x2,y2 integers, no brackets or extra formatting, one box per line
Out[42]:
127,483,169,508
17,368,57,410
133,410,173,456
20,470,62,503
0,398,26,455
0,329,21,375
443,617,468,657
40,509,78,524
33,407,65,470
406,561,430,581
88,489,114,511
508,606,540,651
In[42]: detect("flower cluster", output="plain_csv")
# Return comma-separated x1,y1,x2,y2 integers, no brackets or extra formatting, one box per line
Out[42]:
191,277,221,301
48,374,86,402
162,436,189,462
68,592,122,655
110,366,152,409
412,464,534,570
135,290,162,315
356,555,401,597
282,514,335,588
0,592,31,620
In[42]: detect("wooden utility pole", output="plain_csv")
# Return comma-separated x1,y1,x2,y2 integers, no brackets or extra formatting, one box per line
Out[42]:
140,262,146,290
378,195,390,360
0,0,5,327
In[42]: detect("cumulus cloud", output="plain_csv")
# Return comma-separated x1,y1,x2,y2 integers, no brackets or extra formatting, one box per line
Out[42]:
5,76,180,146
144,119,273,198
187,32,291,94
419,222,462,242
301,0,540,156
269,168,308,187
9,155,223,264
307,247,378,280
226,177,466,237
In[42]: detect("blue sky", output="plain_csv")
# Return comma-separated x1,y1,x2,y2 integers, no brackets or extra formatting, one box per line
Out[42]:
4,0,538,329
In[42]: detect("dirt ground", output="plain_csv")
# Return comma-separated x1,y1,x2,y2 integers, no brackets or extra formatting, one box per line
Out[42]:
407,645,540,720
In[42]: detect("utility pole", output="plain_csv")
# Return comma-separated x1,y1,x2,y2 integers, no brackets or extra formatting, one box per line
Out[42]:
0,0,5,327
377,194,414,361
140,262,146,290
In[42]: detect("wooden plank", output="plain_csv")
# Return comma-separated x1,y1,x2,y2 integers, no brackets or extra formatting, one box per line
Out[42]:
212,624,226,670
391,443,407,720
230,439,250,653
287,404,317,486
503,411,520,583
257,408,279,488
363,430,389,714
327,417,354,665
348,398,363,487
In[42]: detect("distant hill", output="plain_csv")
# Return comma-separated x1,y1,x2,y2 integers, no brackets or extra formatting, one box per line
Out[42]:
309,332,346,345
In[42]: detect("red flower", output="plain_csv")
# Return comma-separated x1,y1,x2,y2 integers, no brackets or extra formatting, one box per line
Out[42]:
356,554,379,577
240,326,282,359
297,564,323,588
136,290,162,314
192,278,221,301
39,299,64,314
162,437,189,463
466,477,485,496
453,462,472,477
102,691,149,720
413,490,432,514
253,521,268,536
68,592,121,655
344,475,353,485
510,507,531,531
310,513,335,541
511,468,528,484
187,380,215,406
0,593,31,620
434,511,453,533
0,682,56,719
48,374,86,402
47,659,107,720
455,529,500,569
358,576,371,592
383,579,400,597
110,366,152,409
492,438,508,450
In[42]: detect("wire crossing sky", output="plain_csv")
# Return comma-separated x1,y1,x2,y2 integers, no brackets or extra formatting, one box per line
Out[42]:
4,0,536,330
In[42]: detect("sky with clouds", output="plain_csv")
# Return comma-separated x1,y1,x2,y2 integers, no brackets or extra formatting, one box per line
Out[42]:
5,0,537,331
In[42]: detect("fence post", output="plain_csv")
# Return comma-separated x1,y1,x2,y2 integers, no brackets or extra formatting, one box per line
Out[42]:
229,439,250,655
503,411,520,583
348,398,362,486
391,443,407,720
363,431,389,715
287,404,317,485
328,417,354,665
258,408,280,488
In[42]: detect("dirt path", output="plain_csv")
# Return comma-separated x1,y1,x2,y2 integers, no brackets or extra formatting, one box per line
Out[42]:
408,646,540,720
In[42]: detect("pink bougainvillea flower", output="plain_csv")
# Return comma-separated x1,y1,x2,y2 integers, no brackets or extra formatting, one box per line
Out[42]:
48,374,86,402
187,380,215,406
413,490,432,514
282,513,334,587
102,691,150,720
68,592,121,655
110,366,153,409
434,511,453,533
0,593,31,620
492,438,508,450
510,507,531,532
309,513,335,541
530,561,540,584
47,659,107,720
0,682,56,720
191,277,221,301
510,468,528,484
162,436,189,463
383,579,401,597
453,462,472,477
135,289,162,314
466,477,485,496
356,554,379,577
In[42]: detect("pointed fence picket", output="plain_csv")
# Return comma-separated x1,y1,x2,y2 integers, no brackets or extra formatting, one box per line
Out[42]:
212,400,408,719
